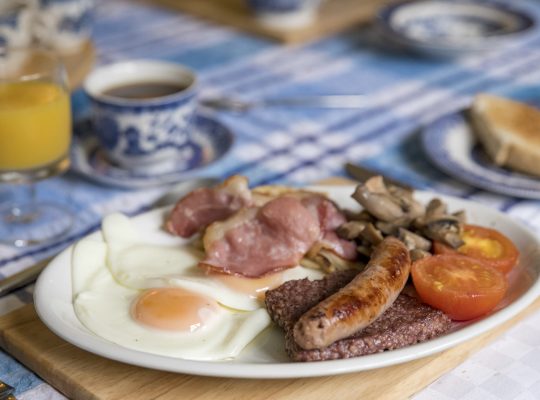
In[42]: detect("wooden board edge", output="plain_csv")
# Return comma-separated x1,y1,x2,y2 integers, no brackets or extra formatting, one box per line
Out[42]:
152,0,388,44
0,304,36,347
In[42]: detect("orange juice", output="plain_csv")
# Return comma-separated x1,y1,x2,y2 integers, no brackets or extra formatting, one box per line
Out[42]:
0,81,71,171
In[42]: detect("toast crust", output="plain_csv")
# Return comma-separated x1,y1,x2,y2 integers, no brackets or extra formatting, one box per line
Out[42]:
471,94,540,177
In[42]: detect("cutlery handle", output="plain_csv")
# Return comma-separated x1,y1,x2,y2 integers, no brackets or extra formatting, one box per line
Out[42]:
0,258,50,297
345,163,413,190
262,95,369,108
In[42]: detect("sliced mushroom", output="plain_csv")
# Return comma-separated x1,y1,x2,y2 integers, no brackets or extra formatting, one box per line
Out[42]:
356,244,373,257
423,218,464,249
316,250,365,273
337,221,369,240
410,249,432,262
388,184,425,220
452,210,467,224
398,228,432,251
352,176,425,223
359,223,384,246
375,221,399,235
351,176,405,222
426,198,447,217
343,209,375,222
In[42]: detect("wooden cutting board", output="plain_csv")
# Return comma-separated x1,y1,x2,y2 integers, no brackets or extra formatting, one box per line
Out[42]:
153,0,391,43
0,296,538,399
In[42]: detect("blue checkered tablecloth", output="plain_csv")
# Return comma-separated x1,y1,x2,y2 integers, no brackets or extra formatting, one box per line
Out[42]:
2,0,540,398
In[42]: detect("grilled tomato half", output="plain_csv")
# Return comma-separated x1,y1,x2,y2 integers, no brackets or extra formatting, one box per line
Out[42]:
411,254,507,321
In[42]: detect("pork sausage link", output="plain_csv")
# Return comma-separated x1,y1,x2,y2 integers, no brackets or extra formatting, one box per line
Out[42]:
293,236,411,349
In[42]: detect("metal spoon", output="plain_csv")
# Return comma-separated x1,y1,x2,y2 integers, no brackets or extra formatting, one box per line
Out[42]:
0,177,219,297
199,95,370,112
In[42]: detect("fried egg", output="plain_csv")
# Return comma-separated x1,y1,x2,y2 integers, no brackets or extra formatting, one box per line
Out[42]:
72,213,324,361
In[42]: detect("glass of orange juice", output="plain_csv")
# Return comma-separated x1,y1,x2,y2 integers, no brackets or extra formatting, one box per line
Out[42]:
0,46,73,247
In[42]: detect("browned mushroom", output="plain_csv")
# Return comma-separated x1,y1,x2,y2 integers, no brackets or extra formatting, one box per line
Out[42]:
397,228,432,251
356,244,373,257
351,176,405,222
410,249,432,262
375,221,399,235
387,184,425,221
452,210,467,224
423,218,464,248
359,223,384,245
352,176,425,223
343,209,375,222
425,198,447,216
336,221,369,240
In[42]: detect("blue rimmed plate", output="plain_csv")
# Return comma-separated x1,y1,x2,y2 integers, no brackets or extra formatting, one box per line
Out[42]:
71,113,234,189
378,0,535,57
422,85,540,199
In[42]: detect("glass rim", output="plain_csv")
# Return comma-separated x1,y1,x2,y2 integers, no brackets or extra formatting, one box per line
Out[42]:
0,45,67,84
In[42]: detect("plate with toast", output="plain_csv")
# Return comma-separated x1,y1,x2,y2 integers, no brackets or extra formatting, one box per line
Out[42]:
422,85,540,199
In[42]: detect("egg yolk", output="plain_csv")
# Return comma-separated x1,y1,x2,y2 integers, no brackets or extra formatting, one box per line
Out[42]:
132,288,219,332
214,273,283,300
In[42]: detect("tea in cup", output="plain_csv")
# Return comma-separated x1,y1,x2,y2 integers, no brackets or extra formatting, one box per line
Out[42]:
84,60,198,169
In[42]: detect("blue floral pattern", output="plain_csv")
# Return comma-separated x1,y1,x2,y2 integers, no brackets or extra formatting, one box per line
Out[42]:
91,94,197,165
94,116,119,150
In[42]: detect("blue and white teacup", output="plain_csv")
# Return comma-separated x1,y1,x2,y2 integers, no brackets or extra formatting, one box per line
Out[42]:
84,60,198,169
35,0,93,53
247,0,321,28
0,1,35,48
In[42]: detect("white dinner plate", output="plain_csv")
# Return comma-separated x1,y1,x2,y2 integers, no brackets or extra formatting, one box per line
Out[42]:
422,85,540,199
34,185,540,378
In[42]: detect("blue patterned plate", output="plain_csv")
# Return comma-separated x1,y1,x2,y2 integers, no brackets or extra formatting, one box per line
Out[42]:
71,113,234,189
378,0,534,57
422,85,540,199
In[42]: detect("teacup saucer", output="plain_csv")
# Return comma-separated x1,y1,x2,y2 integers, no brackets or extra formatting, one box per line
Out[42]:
71,114,234,189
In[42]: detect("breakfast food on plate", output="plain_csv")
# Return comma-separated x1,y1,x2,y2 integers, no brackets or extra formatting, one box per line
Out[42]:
433,224,519,274
293,237,411,349
166,177,360,275
265,269,451,361
166,175,252,238
411,254,507,321
265,176,518,358
470,93,540,177
72,174,520,363
339,176,466,261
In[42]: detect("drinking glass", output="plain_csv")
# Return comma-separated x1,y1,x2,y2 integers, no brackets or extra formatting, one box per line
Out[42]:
0,46,73,247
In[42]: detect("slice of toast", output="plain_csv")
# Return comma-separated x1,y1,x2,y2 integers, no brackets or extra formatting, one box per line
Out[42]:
470,93,540,177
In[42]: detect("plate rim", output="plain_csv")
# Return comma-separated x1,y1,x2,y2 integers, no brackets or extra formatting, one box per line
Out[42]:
34,185,540,378
70,112,234,189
